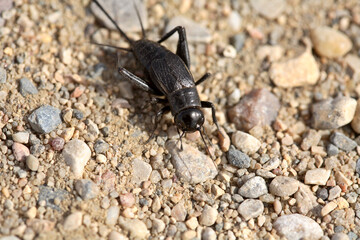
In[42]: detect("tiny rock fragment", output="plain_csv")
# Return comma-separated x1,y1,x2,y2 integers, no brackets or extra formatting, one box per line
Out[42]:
106,206,120,225
228,88,280,131
28,105,62,134
19,77,38,96
269,176,300,197
238,176,268,198
274,214,323,239
75,179,99,200
166,140,217,184
12,142,30,161
62,139,91,178
269,42,319,88
131,158,152,185
165,16,212,43
310,26,352,58
321,201,337,216
295,184,318,215
171,202,187,222
63,212,83,231
227,145,251,169
330,132,357,152
218,127,230,152
26,155,39,171
231,131,261,154
250,0,286,19
311,96,357,130
199,205,218,226
304,168,331,185
301,129,321,151
238,199,264,220
91,0,148,32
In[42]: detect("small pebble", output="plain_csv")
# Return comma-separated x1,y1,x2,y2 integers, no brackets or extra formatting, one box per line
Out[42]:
218,127,230,152
228,88,280,131
311,96,357,130
12,131,29,144
274,214,323,239
93,139,109,154
269,176,300,197
119,193,135,208
165,16,212,43
316,188,329,201
152,218,165,234
330,132,357,152
185,217,198,230
28,105,62,134
19,77,38,96
321,201,337,216
108,231,128,240
327,144,339,156
238,176,268,198
301,130,321,151
171,202,187,222
250,0,286,19
63,212,83,231
304,168,331,185
50,137,65,151
228,11,242,31
227,88,241,106
118,217,149,239
356,158,360,175
75,179,99,200
26,154,39,171
230,33,246,52
62,139,91,178
202,227,217,240
238,199,264,220
12,142,30,161
270,44,319,88
227,145,250,169
131,158,152,185
166,140,217,184
106,206,120,225
328,186,341,201
231,131,261,154
332,233,350,240
310,26,352,58
351,99,360,133
199,205,218,226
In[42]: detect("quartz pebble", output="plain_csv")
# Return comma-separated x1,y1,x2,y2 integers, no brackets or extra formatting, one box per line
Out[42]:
321,201,337,216
12,142,30,161
62,139,91,178
274,214,323,239
227,145,250,169
166,140,217,184
108,231,128,240
231,131,261,154
269,176,300,197
310,26,352,58
118,217,149,239
199,205,218,226
250,0,285,19
120,193,135,208
330,132,357,152
228,88,280,131
91,0,147,32
171,202,187,222
26,154,39,171
269,45,319,88
237,199,264,220
152,218,165,233
238,176,268,198
106,206,120,225
311,96,357,130
304,168,331,185
28,105,62,134
202,227,217,240
63,212,83,231
12,131,29,144
131,158,152,185
19,77,38,96
228,11,242,31
75,179,99,200
165,16,212,43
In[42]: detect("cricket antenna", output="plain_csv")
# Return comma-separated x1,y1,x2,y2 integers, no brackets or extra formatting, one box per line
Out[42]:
92,0,133,44
90,41,132,52
199,128,215,160
133,1,146,38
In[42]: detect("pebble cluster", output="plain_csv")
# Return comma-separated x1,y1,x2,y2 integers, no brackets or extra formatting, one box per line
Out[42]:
1,0,360,239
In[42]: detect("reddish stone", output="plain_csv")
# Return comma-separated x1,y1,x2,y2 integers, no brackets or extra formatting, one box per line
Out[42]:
228,88,280,131
12,142,30,161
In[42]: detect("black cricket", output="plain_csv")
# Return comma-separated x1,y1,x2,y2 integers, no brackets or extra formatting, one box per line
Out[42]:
92,0,221,154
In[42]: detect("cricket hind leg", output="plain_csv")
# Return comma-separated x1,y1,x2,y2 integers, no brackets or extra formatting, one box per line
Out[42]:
157,26,191,69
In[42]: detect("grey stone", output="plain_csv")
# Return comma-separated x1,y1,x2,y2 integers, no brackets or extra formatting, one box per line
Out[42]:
237,199,264,220
270,176,300,197
94,139,109,154
75,179,99,200
330,132,357,152
238,176,268,198
28,105,62,134
19,77,38,96
327,143,339,156
227,145,250,169
356,158,360,175
38,186,69,211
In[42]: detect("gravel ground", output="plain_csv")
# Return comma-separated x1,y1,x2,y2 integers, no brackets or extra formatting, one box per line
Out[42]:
1,0,360,239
